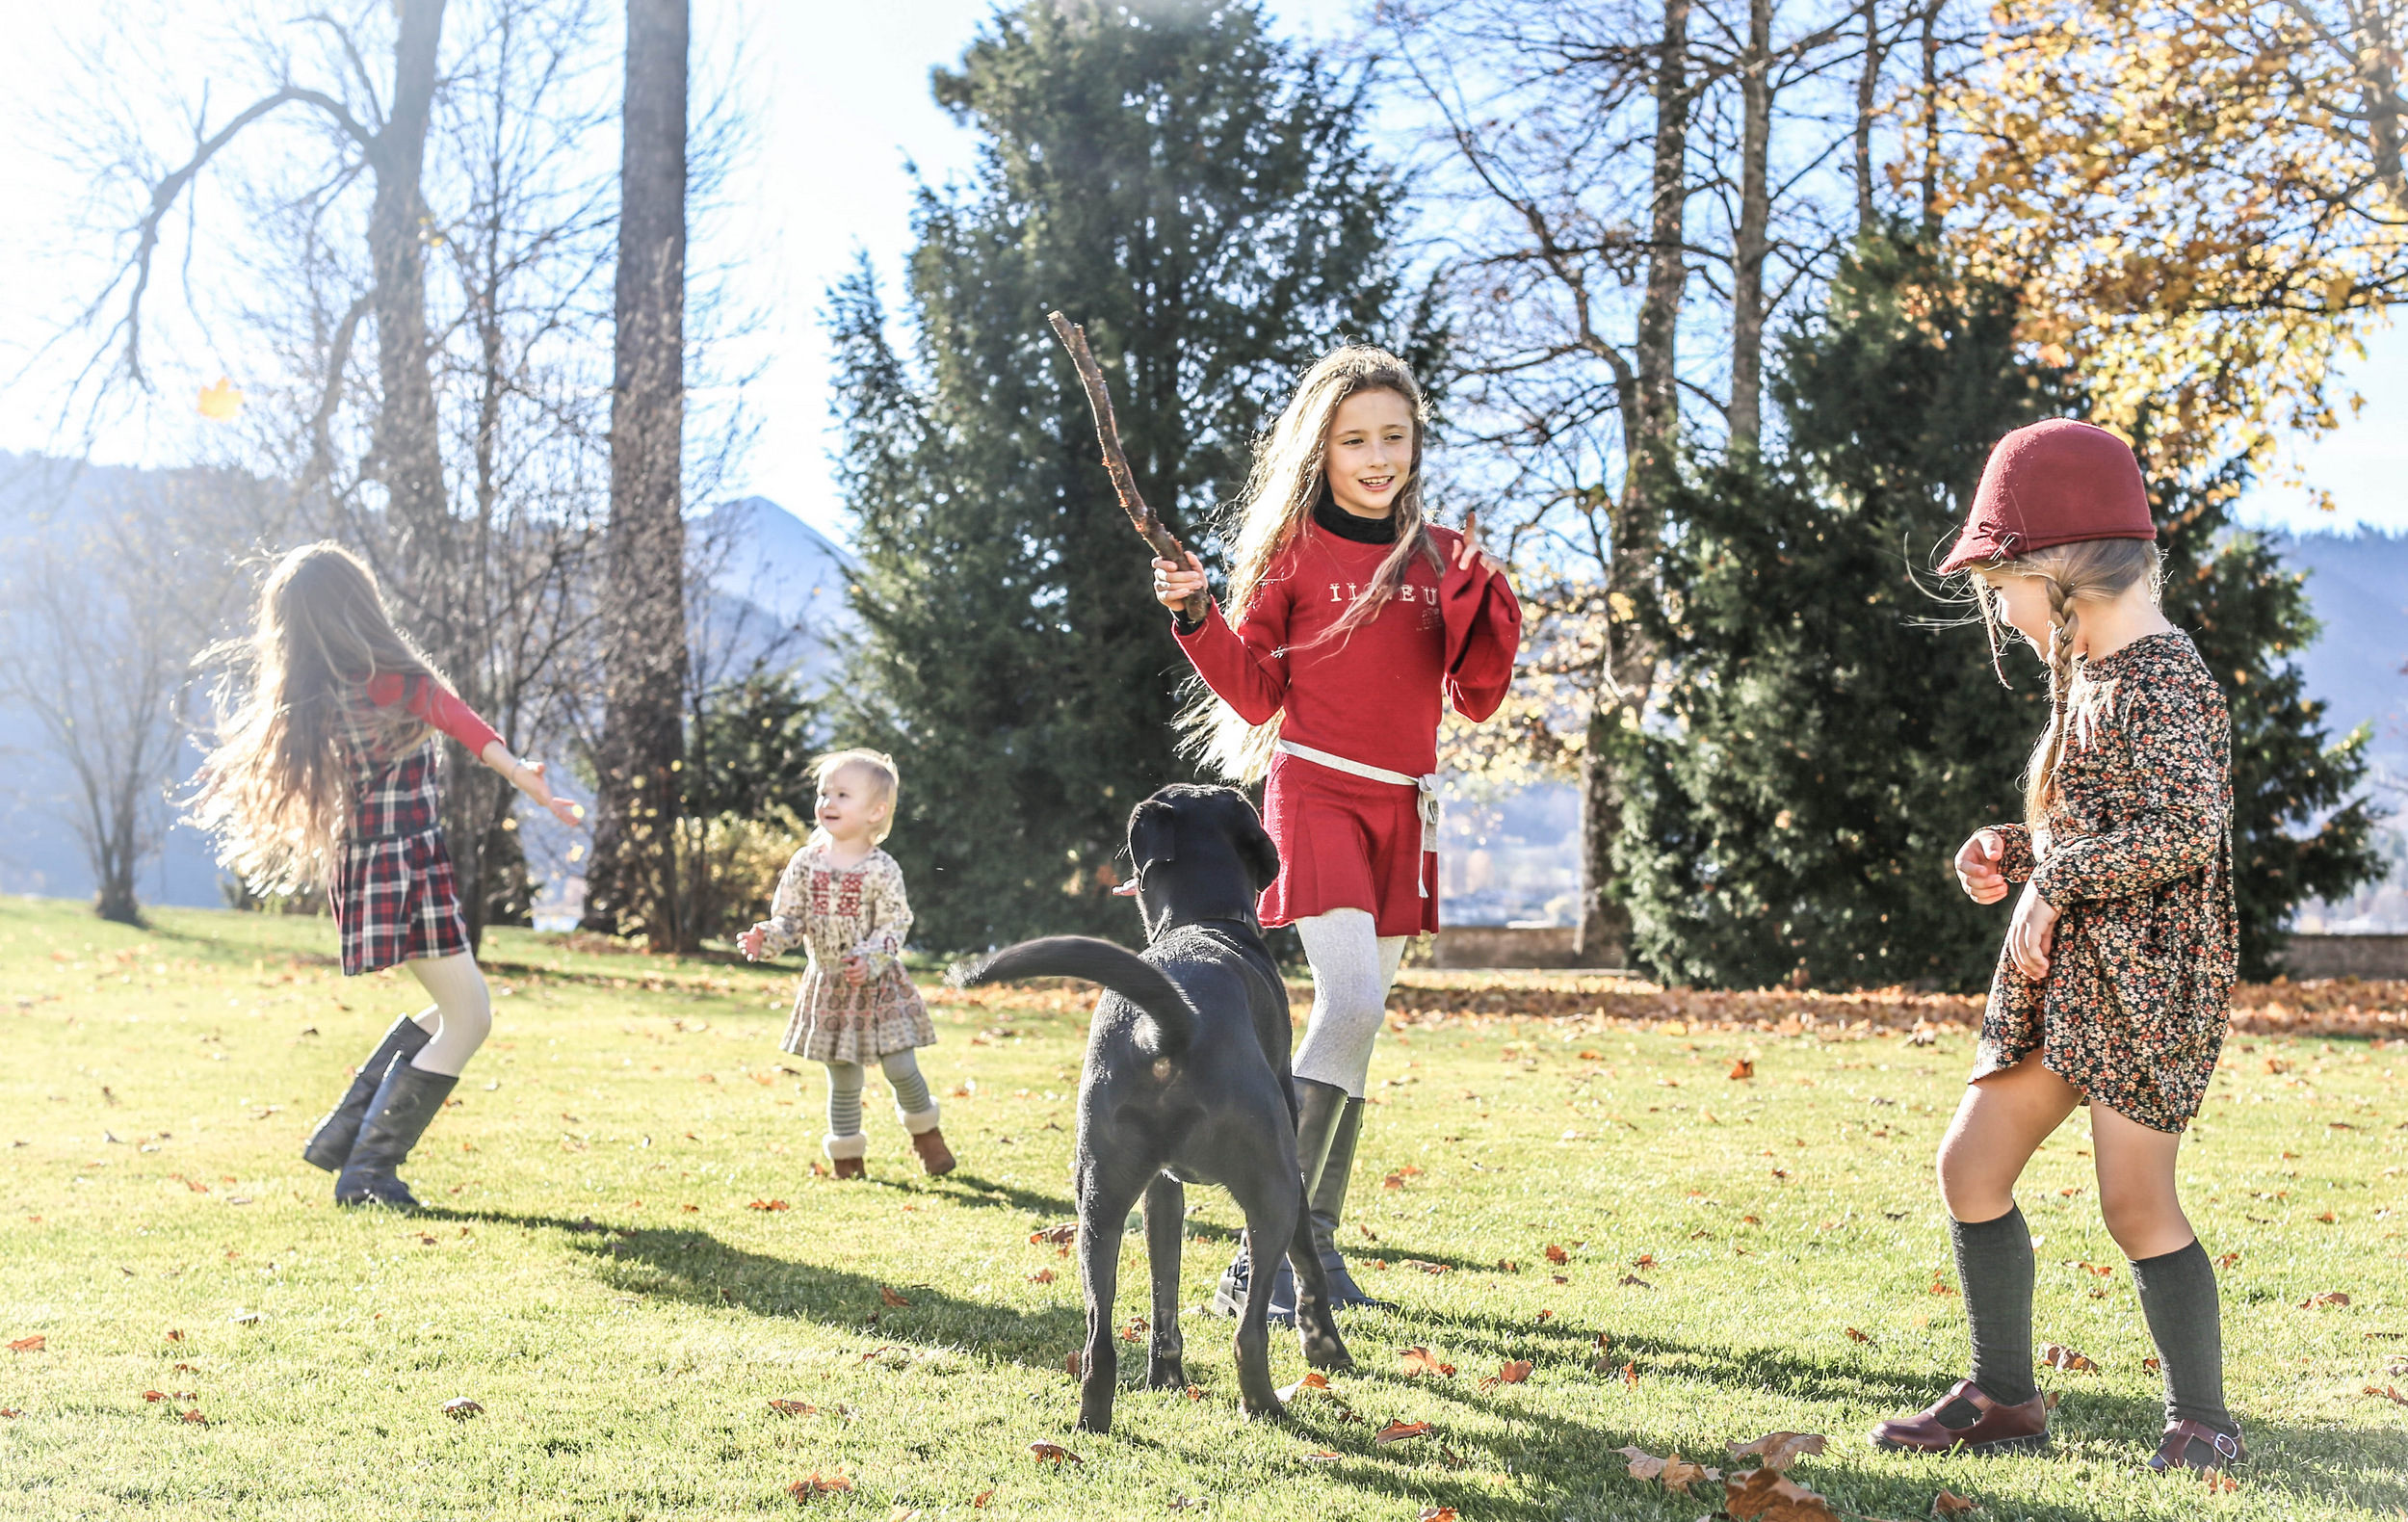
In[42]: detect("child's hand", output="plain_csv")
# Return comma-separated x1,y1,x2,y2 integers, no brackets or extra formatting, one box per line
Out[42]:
1955,829,2010,905
738,925,769,961
2006,883,2059,980
520,761,587,829
840,951,872,985
1152,552,1207,613
1451,510,1505,582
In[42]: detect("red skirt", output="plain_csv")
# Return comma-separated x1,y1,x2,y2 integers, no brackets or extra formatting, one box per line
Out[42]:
1259,749,1436,937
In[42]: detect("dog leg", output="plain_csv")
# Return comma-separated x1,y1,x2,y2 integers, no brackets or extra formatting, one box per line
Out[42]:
1076,1162,1139,1434
1287,1208,1356,1371
1143,1174,1188,1389
1228,1181,1300,1420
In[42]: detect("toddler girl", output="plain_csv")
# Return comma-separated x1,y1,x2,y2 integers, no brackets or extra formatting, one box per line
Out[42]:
1871,419,2242,1475
740,749,953,1179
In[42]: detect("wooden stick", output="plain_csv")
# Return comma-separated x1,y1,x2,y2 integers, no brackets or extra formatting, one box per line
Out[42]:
1047,311,1207,621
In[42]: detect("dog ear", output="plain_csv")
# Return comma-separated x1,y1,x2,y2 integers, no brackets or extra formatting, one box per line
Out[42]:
1236,811,1280,894
1128,797,1178,872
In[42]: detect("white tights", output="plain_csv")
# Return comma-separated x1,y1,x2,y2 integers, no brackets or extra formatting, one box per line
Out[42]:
403,953,493,1078
1290,908,1406,1099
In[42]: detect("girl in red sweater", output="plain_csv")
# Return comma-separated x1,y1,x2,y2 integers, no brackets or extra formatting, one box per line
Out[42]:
191,544,584,1208
1154,345,1521,1319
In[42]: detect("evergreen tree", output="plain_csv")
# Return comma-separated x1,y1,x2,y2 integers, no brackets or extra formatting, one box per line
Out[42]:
1622,233,2381,989
831,0,1426,950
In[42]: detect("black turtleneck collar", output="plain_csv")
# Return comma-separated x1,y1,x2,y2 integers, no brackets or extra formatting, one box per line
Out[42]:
1314,491,1398,545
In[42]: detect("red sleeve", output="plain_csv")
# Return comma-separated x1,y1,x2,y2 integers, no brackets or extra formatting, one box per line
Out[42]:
364,672,504,755
1439,544,1522,722
1172,582,1292,726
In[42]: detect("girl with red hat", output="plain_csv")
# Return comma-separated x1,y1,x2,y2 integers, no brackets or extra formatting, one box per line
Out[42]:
1870,420,2243,1474
1151,344,1521,1324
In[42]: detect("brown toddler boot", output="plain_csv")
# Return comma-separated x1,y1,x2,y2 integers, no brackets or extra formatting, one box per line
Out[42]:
900,1104,955,1176
825,1131,869,1181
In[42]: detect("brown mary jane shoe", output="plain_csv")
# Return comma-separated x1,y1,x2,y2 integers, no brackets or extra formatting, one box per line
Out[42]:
2146,1418,2243,1475
910,1126,956,1177
1871,1379,2051,1456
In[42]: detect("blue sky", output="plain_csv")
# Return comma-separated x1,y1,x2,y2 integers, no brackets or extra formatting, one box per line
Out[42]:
1,0,2396,543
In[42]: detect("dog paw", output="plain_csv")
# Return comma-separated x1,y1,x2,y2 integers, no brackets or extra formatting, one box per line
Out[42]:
1239,1396,1287,1423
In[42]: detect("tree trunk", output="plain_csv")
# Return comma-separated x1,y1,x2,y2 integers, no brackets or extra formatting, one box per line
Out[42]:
1853,0,1882,230
1730,0,1773,451
1578,0,1690,968
1918,0,1942,233
586,0,691,945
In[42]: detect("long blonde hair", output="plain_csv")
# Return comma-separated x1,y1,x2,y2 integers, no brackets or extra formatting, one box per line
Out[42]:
189,543,444,892
1177,345,1445,781
1975,538,2163,825
807,748,901,849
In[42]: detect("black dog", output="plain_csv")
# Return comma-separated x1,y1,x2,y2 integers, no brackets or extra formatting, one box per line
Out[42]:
953,783,1353,1431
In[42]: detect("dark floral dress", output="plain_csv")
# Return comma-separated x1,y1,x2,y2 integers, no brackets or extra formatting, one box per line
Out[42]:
1975,631,2238,1132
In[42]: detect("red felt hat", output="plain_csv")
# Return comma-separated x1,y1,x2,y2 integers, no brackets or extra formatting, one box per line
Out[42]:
1938,419,2154,574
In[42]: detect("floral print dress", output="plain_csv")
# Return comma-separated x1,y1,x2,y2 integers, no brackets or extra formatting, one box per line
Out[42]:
759,846,935,1064
1976,631,2238,1132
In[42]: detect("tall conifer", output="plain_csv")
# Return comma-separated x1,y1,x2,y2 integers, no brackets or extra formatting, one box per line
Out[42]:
831,1,1426,950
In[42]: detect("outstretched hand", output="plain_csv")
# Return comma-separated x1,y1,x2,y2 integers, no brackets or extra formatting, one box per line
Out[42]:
738,925,770,961
1453,510,1505,581
520,759,586,829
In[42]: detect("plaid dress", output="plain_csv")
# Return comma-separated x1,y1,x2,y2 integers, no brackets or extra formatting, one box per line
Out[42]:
331,713,470,978
759,847,934,1063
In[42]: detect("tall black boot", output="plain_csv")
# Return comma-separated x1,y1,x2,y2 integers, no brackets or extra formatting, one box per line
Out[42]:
1301,1097,1393,1310
302,1016,433,1171
1211,1079,1348,1321
334,1061,457,1209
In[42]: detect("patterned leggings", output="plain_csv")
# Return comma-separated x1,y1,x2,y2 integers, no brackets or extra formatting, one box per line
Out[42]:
824,1051,932,1136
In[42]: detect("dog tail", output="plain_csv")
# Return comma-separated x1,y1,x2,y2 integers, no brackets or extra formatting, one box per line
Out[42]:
950,936,1192,1055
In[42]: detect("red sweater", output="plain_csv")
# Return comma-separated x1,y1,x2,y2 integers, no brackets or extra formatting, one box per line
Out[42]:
1175,521,1521,776
364,673,503,756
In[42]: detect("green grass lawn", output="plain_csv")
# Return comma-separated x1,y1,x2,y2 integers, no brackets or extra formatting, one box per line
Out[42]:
1,895,2401,1520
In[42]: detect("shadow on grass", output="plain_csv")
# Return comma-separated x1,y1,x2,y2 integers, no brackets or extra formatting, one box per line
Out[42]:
418,1206,1088,1375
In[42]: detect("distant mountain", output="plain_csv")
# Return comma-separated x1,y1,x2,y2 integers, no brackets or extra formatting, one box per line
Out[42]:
687,496,858,690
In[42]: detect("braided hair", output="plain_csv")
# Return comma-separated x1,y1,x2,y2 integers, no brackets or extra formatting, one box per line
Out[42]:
1973,538,2162,827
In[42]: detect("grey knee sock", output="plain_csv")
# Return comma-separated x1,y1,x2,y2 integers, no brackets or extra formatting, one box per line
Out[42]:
880,1050,931,1115
2132,1240,2233,1432
1952,1204,2038,1410
824,1061,865,1137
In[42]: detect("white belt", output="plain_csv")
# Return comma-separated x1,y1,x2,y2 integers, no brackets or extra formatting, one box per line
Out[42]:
1274,740,1440,898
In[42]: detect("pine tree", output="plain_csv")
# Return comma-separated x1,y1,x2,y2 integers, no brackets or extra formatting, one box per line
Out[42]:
831,0,1426,950
1622,233,2381,989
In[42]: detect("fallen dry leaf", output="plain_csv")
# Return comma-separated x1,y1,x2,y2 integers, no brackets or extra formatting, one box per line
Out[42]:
1029,1269,1056,1284
1845,1326,1873,1344
1185,1384,1203,1401
2300,1291,2352,1309
888,1508,922,1522
442,1397,483,1419
2363,1383,2406,1404
2039,1344,2098,1373
767,1399,818,1415
789,1471,853,1497
1398,1347,1456,1378
163,1329,184,1342
2202,1471,2238,1493
879,1286,912,1307
972,1490,994,1509
1494,1358,1533,1384
2143,1356,2161,1372
1727,1431,1827,1472
1374,1419,1432,1445
1932,1488,1978,1516
746,1198,790,1212
1623,1360,1638,1385
1729,1058,1755,1080
1063,1351,1081,1376
1030,1223,1076,1245
0,1409,17,1419
1544,1244,1569,1264
1027,1441,1084,1465
1619,1446,1717,1494
179,1408,208,1427
1275,1372,1331,1401
2214,1251,2240,1270
8,1336,44,1353
196,377,244,421
1302,1450,1343,1463
1724,1464,1838,1519
1420,1509,1459,1522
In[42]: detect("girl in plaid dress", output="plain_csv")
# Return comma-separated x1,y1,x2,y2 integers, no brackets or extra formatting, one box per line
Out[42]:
190,544,584,1208
739,750,953,1179
1871,421,2244,1476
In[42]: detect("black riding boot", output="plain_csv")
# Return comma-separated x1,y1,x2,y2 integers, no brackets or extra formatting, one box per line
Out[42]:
302,1016,433,1171
1302,1096,1392,1309
334,1060,457,1209
1211,1079,1348,1320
